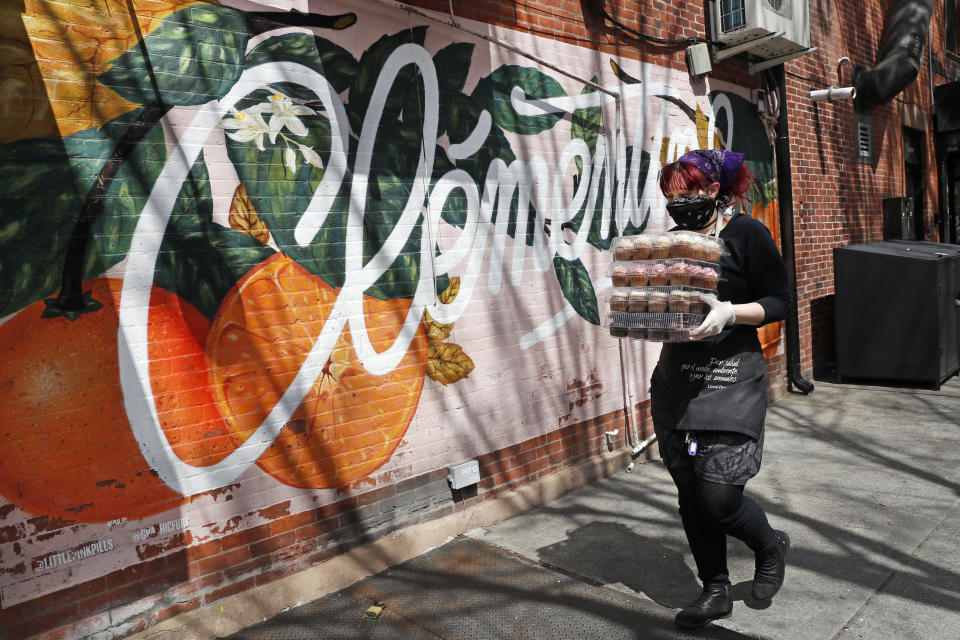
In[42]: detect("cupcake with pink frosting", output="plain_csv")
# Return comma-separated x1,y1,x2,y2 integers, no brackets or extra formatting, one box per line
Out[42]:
689,265,705,288
612,264,629,287
649,263,669,286
702,267,719,289
667,261,692,286
630,264,649,286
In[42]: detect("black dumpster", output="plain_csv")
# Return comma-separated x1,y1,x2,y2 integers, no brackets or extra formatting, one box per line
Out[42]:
834,240,960,388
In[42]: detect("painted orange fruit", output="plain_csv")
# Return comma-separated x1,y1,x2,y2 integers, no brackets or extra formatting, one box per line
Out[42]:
753,197,784,359
3,0,207,143
207,253,428,488
0,279,229,522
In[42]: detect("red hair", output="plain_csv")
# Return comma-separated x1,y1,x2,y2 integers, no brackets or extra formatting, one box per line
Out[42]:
659,159,752,204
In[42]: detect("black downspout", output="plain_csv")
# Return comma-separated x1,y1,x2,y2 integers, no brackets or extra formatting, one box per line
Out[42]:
773,64,814,394
853,0,934,110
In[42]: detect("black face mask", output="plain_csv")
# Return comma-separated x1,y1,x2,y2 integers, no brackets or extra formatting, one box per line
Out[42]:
666,194,717,230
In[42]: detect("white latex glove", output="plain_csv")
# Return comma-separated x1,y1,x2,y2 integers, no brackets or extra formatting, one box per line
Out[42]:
689,293,735,340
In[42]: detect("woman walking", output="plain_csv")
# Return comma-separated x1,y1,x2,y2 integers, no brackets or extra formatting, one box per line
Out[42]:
651,149,791,630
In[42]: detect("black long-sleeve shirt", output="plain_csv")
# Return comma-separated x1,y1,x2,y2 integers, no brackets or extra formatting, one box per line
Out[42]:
651,213,792,439
715,212,791,324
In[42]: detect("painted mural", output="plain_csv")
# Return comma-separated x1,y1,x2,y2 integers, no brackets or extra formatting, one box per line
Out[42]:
0,0,778,607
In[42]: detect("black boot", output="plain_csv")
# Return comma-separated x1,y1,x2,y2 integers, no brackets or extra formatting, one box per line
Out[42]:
752,529,790,601
674,582,733,630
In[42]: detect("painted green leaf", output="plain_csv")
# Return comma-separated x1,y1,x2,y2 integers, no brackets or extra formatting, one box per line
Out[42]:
0,109,166,317
623,148,652,237
286,190,350,290
153,154,274,320
98,4,247,106
360,169,423,300
224,92,333,249
437,188,469,228
224,91,434,300
403,42,476,135
553,256,599,325
347,27,427,134
472,65,566,135
223,87,353,290
433,42,475,94
586,172,619,251
455,123,516,194
360,123,456,298
245,33,358,96
562,167,618,253
571,78,601,173
369,123,423,178
444,92,482,145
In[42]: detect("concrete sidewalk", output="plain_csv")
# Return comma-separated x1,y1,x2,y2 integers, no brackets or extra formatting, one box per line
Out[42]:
225,376,960,640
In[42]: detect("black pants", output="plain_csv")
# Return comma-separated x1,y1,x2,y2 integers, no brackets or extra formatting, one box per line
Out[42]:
669,465,777,586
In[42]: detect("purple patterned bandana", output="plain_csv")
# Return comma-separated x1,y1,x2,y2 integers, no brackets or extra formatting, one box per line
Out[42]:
677,149,745,193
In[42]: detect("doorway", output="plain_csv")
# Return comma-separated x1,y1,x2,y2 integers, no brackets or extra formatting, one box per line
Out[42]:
948,152,960,245
903,127,925,240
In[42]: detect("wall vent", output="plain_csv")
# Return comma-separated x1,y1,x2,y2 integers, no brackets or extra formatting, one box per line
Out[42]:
856,116,873,163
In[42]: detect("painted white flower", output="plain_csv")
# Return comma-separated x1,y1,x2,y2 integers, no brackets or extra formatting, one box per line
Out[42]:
220,110,269,151
299,144,324,170
284,147,297,173
265,93,315,143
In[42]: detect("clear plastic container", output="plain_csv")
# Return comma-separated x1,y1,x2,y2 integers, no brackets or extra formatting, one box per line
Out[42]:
610,231,726,263
609,259,720,289
605,310,707,342
605,311,706,329
606,232,724,343
603,287,717,315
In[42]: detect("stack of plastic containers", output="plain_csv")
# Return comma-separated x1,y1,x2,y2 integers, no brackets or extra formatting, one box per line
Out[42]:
605,231,726,342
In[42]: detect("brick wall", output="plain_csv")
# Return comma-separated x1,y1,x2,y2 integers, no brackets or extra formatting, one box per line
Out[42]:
0,405,644,640
783,0,955,376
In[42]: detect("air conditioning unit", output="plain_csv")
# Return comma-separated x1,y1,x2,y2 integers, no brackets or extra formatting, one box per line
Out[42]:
714,0,811,60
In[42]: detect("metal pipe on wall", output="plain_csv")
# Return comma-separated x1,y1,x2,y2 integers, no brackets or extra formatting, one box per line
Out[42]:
617,339,638,451
773,63,814,394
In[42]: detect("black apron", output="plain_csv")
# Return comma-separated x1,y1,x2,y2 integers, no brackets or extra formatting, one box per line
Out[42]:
650,327,767,441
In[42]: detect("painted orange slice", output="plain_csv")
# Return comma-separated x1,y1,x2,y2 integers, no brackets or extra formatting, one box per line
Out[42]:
207,253,428,488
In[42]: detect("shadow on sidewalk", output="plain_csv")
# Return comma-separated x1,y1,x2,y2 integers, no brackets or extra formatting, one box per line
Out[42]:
223,537,756,639
537,521,696,610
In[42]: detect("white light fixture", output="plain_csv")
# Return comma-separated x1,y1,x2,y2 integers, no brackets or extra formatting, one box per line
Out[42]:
810,86,856,102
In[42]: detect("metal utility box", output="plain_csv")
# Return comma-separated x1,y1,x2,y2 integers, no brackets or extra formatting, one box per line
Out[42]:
834,241,960,388
882,197,915,241
447,460,480,489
